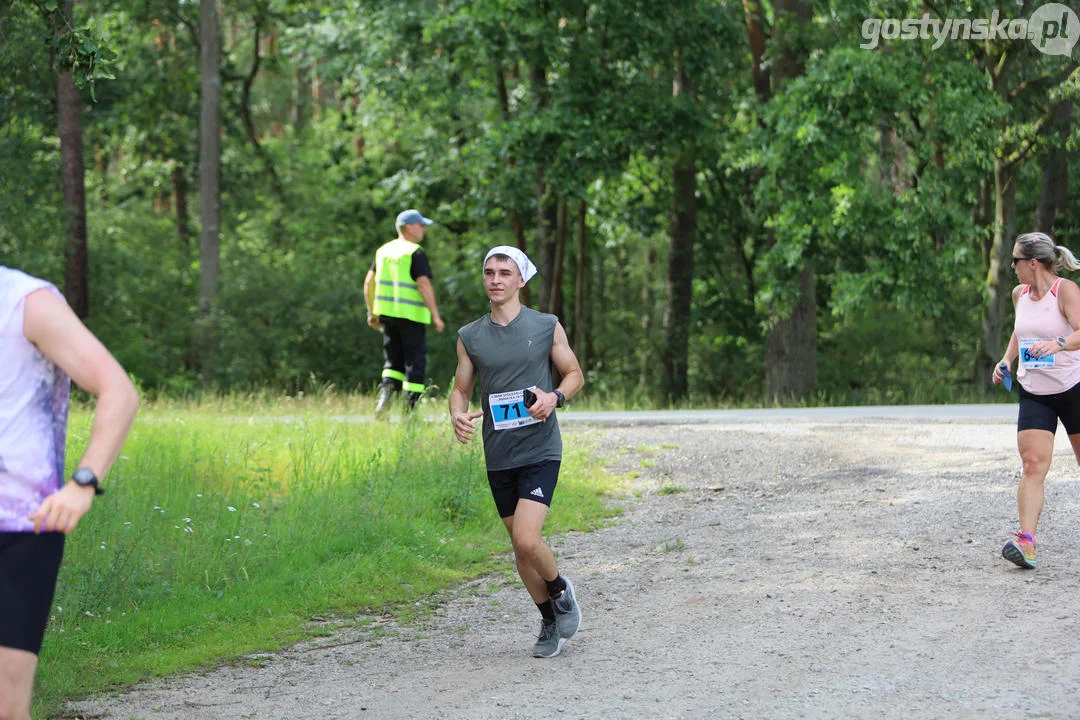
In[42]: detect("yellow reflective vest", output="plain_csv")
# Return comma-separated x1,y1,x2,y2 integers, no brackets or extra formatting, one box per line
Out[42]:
372,238,432,324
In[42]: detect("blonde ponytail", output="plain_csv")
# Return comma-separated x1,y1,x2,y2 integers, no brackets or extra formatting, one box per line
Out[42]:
1017,232,1080,273
1054,244,1080,272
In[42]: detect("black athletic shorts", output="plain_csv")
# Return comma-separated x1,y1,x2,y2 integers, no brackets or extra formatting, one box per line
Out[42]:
487,460,561,518
0,532,65,655
1018,380,1080,435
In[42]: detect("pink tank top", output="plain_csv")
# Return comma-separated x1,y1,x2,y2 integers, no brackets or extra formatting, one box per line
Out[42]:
0,267,70,532
1014,278,1080,395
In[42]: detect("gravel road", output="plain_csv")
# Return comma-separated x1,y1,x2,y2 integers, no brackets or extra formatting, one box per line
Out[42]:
71,413,1080,720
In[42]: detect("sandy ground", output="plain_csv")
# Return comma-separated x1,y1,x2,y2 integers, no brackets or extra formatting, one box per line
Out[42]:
70,416,1080,720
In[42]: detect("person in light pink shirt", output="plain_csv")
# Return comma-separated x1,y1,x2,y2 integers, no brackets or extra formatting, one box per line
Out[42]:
0,267,138,720
992,233,1080,569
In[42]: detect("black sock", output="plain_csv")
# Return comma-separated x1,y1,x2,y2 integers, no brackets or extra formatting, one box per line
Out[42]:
545,575,566,597
537,599,556,621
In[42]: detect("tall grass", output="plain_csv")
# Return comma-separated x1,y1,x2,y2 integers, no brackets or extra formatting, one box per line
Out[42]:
34,398,620,717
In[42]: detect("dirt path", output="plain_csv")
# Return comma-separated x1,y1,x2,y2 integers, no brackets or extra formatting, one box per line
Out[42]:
71,417,1080,719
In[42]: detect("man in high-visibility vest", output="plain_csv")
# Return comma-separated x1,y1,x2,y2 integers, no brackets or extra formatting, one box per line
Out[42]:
364,209,445,414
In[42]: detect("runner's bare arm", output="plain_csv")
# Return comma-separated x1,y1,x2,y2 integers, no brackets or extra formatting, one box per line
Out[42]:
363,269,381,329
994,331,1020,384
1027,279,1080,360
22,288,139,533
550,323,583,399
449,337,482,444
529,321,584,421
416,276,445,332
1057,279,1080,351
1000,284,1027,368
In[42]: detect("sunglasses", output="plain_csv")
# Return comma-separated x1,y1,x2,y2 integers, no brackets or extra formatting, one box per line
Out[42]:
1012,256,1033,265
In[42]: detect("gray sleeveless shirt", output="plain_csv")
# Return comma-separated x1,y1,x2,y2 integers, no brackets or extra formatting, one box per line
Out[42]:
458,307,562,470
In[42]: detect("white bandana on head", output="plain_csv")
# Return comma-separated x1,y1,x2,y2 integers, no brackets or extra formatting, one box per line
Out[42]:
483,246,538,284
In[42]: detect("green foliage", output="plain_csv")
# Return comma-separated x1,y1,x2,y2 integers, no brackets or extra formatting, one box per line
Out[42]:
0,119,67,274
818,301,981,403
85,216,191,389
2,0,1075,404
24,0,117,99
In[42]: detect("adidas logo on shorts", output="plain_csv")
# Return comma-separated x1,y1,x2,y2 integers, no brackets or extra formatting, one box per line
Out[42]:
530,487,544,498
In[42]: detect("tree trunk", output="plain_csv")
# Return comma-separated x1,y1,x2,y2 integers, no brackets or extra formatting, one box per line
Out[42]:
772,0,812,86
974,172,994,270
57,0,88,318
512,211,532,308
977,157,1018,384
1036,100,1072,234
639,246,656,395
195,0,222,372
172,164,191,246
293,64,311,133
550,197,567,318
528,55,558,312
1061,102,1073,223
592,242,604,373
311,61,321,122
661,55,696,405
494,52,532,308
762,0,816,401
535,172,557,311
240,22,284,204
742,0,770,103
97,146,110,202
573,200,588,367
765,264,817,399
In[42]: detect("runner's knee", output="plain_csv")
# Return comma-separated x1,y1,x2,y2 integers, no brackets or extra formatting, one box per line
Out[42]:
1020,452,1051,479
511,532,544,562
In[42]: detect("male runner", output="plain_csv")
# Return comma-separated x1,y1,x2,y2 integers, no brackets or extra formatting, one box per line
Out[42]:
449,246,584,657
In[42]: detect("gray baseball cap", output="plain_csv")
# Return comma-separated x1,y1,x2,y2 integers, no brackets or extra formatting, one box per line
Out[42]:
395,209,433,226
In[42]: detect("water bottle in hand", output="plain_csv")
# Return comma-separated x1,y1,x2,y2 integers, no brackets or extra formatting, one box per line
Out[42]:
999,361,1013,392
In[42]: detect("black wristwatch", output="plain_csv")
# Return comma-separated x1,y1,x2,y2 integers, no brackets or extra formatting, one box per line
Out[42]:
72,467,104,496
553,389,565,409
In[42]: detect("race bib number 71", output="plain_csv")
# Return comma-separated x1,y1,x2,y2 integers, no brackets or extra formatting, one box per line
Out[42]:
489,389,542,431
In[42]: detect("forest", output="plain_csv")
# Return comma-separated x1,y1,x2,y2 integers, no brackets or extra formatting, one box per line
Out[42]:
2,0,1077,406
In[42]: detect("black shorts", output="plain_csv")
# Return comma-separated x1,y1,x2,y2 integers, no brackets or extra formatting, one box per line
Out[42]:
487,460,561,518
1018,380,1080,435
0,532,65,655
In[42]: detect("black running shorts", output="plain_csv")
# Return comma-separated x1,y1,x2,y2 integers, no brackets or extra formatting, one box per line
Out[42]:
487,460,561,518
0,532,65,655
1018,380,1080,435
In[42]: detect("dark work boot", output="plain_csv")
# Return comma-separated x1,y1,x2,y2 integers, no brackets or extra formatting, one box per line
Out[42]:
375,385,397,416
404,391,422,411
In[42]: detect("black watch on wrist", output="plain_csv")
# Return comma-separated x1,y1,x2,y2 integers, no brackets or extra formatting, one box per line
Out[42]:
554,390,565,409
72,467,104,496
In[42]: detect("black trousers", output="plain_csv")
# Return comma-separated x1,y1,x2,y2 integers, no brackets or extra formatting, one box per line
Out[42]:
380,317,427,391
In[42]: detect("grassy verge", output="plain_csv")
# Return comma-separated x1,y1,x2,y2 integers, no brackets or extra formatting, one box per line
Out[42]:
34,397,621,718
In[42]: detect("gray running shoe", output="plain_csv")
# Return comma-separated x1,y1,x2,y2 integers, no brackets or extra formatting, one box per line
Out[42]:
532,618,565,658
551,577,581,639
